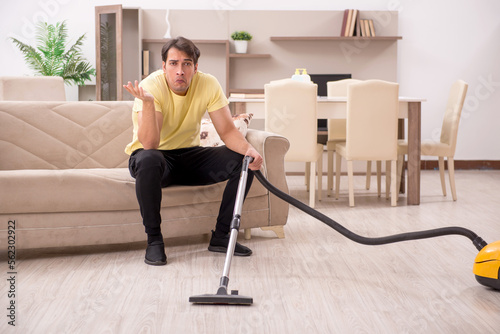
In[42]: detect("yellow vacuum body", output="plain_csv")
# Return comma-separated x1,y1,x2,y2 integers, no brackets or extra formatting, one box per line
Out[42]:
473,240,500,290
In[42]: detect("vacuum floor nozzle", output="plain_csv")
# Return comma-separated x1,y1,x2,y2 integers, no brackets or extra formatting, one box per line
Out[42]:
189,288,253,305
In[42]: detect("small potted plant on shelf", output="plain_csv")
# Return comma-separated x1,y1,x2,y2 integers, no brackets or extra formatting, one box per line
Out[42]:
231,31,252,54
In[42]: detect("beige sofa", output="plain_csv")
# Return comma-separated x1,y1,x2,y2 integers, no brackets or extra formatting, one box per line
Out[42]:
0,101,290,249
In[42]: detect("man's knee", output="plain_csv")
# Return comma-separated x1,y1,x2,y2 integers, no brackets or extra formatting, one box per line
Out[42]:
135,150,165,170
208,151,244,182
129,149,166,179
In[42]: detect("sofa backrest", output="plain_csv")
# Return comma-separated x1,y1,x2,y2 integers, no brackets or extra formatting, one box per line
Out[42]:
0,101,134,170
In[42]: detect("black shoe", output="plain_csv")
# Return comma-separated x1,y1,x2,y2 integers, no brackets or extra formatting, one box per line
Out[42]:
208,230,252,256
145,241,167,266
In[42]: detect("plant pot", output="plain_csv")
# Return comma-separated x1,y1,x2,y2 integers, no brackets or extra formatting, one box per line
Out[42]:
64,84,79,101
234,40,248,54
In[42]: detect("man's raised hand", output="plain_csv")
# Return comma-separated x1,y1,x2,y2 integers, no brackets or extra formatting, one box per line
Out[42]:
123,80,154,102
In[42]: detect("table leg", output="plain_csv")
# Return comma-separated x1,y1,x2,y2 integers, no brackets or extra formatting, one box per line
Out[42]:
398,119,406,194
407,101,421,205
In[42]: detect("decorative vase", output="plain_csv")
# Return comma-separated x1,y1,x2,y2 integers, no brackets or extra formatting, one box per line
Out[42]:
234,40,248,54
65,84,79,101
163,9,171,39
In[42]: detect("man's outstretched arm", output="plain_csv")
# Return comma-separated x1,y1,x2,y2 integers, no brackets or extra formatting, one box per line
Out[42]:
123,80,163,150
209,105,263,171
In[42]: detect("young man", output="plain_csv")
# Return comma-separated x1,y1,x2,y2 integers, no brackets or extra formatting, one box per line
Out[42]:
123,37,263,266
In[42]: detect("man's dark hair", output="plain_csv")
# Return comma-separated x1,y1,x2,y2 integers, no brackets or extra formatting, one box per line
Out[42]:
161,36,201,64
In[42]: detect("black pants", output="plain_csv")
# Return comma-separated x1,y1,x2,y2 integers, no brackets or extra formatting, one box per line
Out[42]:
128,146,254,236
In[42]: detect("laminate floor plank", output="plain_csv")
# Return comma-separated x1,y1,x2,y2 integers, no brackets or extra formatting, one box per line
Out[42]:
2,171,500,333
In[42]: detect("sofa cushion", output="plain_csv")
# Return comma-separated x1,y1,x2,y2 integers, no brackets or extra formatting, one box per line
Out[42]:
0,168,267,214
200,113,253,147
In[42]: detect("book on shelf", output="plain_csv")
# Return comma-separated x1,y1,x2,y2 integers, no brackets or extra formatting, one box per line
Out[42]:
367,20,372,37
358,19,376,37
340,11,377,38
356,17,363,37
368,19,376,37
340,9,349,37
230,93,265,99
340,9,361,37
344,9,353,37
348,9,358,37
142,50,150,76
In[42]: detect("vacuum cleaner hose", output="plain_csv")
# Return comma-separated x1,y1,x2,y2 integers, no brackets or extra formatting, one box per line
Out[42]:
254,170,488,251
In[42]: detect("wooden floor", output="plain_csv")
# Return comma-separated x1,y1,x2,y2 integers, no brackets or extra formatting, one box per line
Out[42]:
2,170,500,333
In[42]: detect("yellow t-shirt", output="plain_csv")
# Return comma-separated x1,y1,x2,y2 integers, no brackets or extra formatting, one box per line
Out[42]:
125,70,228,154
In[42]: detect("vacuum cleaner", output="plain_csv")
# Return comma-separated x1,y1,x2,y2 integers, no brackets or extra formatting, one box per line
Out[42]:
190,156,500,305
189,155,254,305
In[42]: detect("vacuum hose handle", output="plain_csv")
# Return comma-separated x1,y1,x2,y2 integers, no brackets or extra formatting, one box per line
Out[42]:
242,155,254,171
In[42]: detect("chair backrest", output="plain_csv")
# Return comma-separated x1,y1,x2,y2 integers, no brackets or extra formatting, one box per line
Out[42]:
440,80,468,154
346,80,399,160
0,76,66,101
327,79,362,96
265,79,318,162
326,79,362,141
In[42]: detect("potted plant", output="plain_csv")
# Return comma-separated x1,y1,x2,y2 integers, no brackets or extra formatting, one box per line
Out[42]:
10,21,95,86
231,31,252,54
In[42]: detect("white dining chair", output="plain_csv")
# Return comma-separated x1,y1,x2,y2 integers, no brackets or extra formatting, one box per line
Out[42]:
0,76,66,101
326,79,384,197
265,78,323,208
335,80,399,207
398,79,468,201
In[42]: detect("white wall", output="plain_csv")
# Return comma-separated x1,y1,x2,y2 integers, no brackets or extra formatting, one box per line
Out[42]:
1,0,499,160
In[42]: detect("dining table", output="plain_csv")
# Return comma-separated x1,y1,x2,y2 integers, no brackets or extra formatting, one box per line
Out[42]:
229,96,425,205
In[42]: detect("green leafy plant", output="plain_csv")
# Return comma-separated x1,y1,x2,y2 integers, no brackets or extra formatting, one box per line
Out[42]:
231,31,253,41
10,21,95,86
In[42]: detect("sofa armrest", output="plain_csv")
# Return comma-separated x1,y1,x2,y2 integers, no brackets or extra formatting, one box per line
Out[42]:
246,129,290,227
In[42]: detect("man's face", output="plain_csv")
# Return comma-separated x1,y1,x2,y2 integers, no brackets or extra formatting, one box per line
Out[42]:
162,47,198,96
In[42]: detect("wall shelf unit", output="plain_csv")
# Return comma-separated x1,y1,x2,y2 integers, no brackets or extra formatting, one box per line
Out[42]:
95,8,401,100
142,38,230,92
228,53,271,95
142,39,228,45
95,5,141,101
228,88,265,95
142,38,271,95
229,53,271,58
270,36,402,41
